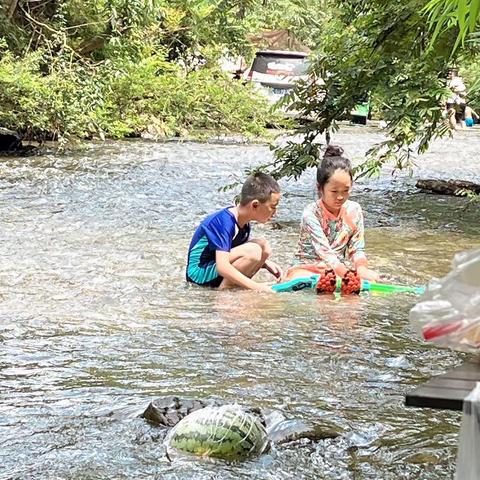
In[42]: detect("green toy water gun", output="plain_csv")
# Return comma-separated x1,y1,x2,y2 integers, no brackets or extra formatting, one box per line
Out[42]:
352,279,425,295
271,273,425,295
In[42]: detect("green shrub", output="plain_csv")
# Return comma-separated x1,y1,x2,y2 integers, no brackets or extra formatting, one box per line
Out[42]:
0,49,107,142
0,46,277,144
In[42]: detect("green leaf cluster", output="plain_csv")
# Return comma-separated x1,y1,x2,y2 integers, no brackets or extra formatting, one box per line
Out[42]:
268,0,478,180
0,0,299,143
425,0,480,53
0,48,277,143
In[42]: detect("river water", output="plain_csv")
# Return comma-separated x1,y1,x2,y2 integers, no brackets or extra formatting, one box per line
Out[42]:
1,127,479,479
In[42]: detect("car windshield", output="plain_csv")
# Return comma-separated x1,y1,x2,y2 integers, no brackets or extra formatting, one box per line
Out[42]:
251,54,309,76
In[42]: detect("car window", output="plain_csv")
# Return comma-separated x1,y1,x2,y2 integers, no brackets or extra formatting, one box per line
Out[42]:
251,55,309,76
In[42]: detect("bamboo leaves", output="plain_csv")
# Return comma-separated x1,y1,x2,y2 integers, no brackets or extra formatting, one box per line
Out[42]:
425,0,480,54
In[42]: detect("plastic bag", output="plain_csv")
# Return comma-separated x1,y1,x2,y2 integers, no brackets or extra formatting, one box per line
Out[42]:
409,248,480,353
455,382,480,479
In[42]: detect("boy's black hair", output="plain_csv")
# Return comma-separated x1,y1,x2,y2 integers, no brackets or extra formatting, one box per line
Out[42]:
317,145,353,188
239,172,280,206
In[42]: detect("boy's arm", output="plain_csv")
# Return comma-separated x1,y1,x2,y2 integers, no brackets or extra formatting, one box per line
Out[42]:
247,239,282,280
263,259,282,279
216,251,272,292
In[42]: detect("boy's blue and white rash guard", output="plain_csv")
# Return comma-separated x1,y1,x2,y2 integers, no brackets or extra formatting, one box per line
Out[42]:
186,207,250,286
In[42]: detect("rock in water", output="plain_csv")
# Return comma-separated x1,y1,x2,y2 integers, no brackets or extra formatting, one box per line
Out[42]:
267,418,342,444
0,127,21,151
165,404,269,461
142,396,211,428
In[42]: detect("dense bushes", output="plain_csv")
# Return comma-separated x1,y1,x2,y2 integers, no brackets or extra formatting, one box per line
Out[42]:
104,57,276,138
0,44,277,143
1,0,309,144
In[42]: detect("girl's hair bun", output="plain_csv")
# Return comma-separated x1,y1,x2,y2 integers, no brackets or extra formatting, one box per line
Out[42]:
323,145,344,158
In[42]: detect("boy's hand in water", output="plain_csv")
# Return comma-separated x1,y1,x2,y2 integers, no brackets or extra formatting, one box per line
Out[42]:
256,282,276,293
263,260,283,282
357,266,380,282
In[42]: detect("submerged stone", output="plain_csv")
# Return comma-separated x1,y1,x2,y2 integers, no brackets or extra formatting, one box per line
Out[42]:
141,396,219,428
267,418,343,444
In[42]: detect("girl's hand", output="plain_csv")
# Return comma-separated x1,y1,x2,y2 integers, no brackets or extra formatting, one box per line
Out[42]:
357,265,380,282
263,260,283,281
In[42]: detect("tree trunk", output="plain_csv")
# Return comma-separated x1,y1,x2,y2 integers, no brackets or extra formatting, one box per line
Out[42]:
416,179,480,195
6,0,19,19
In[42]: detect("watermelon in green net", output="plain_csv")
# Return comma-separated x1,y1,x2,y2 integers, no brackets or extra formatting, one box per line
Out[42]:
165,404,269,461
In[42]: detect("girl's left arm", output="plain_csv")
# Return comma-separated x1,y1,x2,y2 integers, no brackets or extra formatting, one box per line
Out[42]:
347,207,368,268
348,207,380,281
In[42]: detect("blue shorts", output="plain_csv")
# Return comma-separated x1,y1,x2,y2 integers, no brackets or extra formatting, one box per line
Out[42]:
187,269,223,288
466,118,474,127
187,246,223,288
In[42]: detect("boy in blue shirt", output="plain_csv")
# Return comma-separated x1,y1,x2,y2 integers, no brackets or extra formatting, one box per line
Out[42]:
187,173,282,292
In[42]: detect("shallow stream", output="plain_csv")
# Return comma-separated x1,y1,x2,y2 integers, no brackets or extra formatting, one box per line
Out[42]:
1,127,479,479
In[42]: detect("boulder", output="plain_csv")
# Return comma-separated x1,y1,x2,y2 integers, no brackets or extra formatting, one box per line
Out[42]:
141,396,221,428
267,418,343,444
0,127,22,151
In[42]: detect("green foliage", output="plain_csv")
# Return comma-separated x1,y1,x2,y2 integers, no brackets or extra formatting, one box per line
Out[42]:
0,50,100,143
3,0,477,170
104,57,276,137
243,0,328,49
425,0,480,54
266,0,469,181
0,46,275,143
0,0,302,144
458,58,480,111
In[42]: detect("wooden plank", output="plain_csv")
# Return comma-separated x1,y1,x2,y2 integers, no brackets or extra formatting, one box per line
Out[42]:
424,377,478,391
405,385,470,411
405,361,480,411
441,361,480,380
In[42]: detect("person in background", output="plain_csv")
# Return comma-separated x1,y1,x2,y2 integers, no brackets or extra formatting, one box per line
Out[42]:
186,172,282,292
446,68,467,130
284,145,380,283
464,104,479,127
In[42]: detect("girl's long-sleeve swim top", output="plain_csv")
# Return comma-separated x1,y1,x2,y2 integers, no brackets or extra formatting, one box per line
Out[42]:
294,199,368,277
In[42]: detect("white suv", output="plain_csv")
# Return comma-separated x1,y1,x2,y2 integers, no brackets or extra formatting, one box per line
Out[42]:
245,50,310,106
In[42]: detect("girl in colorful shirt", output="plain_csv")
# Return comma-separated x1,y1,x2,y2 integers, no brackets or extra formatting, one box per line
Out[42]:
285,145,380,283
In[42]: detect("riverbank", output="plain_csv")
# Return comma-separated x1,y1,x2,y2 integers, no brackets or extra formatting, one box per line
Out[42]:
13,121,480,186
